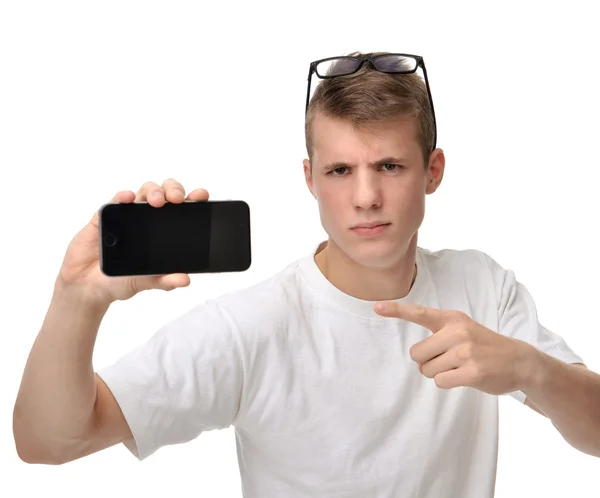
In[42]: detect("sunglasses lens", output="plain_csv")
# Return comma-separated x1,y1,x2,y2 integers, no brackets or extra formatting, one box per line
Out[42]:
315,58,361,78
314,55,418,78
373,55,418,73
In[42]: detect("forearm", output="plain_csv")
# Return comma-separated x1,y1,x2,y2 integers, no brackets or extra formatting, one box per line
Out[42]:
13,278,110,463
521,348,600,457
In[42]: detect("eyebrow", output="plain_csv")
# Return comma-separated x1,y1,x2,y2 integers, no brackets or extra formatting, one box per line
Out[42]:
322,156,408,170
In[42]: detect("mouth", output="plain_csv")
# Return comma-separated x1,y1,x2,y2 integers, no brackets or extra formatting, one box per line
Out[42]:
351,221,390,229
350,222,391,237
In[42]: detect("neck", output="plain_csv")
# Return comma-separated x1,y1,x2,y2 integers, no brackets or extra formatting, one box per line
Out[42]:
314,237,418,302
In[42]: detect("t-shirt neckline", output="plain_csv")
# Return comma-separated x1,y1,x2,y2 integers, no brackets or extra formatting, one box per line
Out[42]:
297,242,429,319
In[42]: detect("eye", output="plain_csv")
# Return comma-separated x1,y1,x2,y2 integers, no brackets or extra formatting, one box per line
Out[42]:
381,163,403,171
329,167,349,176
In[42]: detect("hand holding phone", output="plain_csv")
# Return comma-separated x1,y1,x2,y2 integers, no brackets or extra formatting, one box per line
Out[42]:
99,198,251,277
57,179,222,306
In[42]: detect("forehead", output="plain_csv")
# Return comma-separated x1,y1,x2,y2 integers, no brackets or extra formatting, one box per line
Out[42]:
310,112,420,163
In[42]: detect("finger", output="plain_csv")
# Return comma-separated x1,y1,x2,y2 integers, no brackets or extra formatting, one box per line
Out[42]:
156,273,191,291
185,188,210,202
161,178,186,203
136,181,165,207
409,327,460,364
111,190,136,203
432,368,467,390
419,349,461,379
132,273,191,293
91,190,136,228
374,302,447,332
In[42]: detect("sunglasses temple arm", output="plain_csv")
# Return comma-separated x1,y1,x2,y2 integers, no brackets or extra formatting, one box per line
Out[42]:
305,69,314,115
420,62,438,150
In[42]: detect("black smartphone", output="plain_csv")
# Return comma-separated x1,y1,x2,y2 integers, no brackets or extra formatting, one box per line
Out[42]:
98,200,251,276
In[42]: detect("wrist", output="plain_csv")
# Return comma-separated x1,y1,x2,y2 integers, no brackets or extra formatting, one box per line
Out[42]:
516,340,546,392
53,276,113,314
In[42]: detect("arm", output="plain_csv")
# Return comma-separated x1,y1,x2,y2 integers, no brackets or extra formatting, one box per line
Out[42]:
13,280,131,464
13,180,212,464
481,252,599,453
523,363,586,416
521,354,600,458
373,288,600,458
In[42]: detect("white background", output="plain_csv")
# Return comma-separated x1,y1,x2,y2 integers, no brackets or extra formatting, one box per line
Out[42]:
1,1,599,496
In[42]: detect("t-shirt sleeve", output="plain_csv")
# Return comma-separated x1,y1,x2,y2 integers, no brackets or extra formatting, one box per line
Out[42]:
481,252,585,403
96,299,244,460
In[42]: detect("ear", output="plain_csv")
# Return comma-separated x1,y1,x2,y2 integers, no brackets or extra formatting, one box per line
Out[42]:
426,148,445,195
303,159,316,198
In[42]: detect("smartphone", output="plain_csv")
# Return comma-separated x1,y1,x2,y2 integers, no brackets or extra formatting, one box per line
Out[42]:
98,200,251,276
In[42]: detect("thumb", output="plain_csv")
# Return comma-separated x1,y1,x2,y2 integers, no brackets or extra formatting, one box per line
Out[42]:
155,273,191,291
130,274,190,293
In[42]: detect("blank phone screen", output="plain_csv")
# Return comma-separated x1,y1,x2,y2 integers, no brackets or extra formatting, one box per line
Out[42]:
99,200,251,276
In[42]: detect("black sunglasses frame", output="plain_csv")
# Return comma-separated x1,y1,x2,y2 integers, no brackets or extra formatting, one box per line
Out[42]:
305,53,437,152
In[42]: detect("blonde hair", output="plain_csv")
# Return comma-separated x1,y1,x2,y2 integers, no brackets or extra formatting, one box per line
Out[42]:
305,51,436,166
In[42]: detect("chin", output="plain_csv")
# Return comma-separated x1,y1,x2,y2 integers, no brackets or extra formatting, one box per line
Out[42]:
343,240,404,269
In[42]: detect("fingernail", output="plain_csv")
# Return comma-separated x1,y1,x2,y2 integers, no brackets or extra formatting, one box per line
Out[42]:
375,302,387,312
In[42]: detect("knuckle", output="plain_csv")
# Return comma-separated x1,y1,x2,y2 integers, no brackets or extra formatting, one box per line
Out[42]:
450,310,468,323
460,327,472,342
167,178,183,187
137,181,160,199
140,181,158,191
468,363,483,382
456,343,474,361
414,305,427,316
163,177,182,189
163,178,185,199
445,323,463,340
129,278,140,296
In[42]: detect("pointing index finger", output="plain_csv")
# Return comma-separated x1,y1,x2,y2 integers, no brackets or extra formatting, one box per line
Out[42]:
374,301,447,333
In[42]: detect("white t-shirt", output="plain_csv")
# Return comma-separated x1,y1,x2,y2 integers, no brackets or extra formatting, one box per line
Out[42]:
97,244,583,497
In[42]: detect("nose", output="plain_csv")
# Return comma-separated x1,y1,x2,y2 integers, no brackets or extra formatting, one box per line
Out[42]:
352,169,382,210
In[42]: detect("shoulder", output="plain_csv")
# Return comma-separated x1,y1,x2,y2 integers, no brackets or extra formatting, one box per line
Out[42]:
419,246,501,275
102,258,309,377
418,246,510,298
133,257,310,359
207,258,308,331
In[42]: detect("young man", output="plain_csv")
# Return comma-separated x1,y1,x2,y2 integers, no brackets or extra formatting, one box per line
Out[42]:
13,52,600,497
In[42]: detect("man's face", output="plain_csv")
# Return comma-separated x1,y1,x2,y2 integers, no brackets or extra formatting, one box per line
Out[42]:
304,112,444,269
